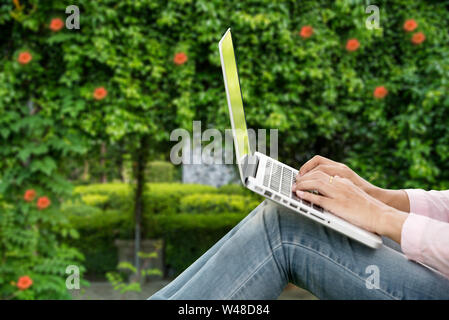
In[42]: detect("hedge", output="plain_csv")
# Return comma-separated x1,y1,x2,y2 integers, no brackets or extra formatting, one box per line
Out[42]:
61,204,133,277
73,182,261,215
146,161,177,183
145,213,247,275
64,183,261,276
179,193,260,215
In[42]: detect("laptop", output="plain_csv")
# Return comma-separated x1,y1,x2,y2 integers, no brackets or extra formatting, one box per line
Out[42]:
218,28,382,249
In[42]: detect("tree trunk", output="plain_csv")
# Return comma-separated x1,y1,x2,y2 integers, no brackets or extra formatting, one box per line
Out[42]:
133,136,149,281
82,160,89,181
100,142,107,183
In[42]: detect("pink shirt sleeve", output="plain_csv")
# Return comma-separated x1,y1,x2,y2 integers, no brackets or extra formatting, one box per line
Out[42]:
404,189,449,222
400,189,449,279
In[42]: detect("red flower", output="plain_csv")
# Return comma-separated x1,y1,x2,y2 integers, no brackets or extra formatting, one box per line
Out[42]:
49,18,64,32
173,52,188,65
411,32,426,45
24,189,36,202
93,87,108,100
373,86,388,99
345,39,360,52
299,25,314,39
17,276,33,290
36,196,51,210
17,51,32,65
403,19,418,32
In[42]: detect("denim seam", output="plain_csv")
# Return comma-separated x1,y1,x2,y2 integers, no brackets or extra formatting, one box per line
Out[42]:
265,205,289,284
225,244,284,300
282,241,400,300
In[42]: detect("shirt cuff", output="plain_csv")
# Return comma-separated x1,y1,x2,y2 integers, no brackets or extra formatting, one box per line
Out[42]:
401,213,428,262
404,189,429,216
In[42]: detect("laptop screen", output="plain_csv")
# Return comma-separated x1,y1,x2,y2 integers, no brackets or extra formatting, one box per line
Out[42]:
219,29,250,163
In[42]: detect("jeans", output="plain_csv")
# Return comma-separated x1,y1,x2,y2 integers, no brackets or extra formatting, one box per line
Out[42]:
149,200,449,300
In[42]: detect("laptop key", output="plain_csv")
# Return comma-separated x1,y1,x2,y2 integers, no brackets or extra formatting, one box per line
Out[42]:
302,199,312,207
270,163,282,192
263,160,272,187
313,204,324,212
280,167,292,196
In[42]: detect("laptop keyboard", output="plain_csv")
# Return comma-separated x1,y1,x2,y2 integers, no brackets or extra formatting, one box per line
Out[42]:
263,159,322,211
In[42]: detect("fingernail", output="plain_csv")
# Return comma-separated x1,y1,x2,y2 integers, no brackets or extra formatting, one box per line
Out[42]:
296,190,304,197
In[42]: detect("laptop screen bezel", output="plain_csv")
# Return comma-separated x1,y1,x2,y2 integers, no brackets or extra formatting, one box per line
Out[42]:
218,28,252,184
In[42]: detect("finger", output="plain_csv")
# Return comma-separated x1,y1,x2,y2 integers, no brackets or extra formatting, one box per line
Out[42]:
296,170,331,194
296,190,331,209
297,169,329,182
308,164,343,178
334,175,353,187
298,155,335,177
295,179,336,198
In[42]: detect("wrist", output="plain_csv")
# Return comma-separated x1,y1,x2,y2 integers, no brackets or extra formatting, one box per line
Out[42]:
376,207,408,243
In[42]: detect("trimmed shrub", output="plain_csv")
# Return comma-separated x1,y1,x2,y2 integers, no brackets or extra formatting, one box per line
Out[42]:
218,184,261,199
146,161,177,183
73,183,219,214
63,182,262,275
80,194,109,208
73,183,133,213
142,183,219,215
63,207,133,277
145,213,248,275
180,193,260,214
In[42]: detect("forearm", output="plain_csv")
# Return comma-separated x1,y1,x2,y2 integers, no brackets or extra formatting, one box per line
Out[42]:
368,187,410,213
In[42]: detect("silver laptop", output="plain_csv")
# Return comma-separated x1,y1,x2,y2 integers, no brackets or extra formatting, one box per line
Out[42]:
219,28,382,249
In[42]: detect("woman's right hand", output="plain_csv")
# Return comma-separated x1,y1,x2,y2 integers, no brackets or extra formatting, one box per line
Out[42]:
296,155,410,213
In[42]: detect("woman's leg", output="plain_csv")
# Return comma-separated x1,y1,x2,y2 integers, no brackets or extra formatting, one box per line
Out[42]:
149,200,449,300
149,202,268,299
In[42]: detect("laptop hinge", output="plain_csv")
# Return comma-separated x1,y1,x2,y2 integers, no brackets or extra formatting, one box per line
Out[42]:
243,154,259,183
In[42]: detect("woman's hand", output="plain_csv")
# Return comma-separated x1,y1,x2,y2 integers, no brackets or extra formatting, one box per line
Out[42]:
297,155,410,213
292,170,408,243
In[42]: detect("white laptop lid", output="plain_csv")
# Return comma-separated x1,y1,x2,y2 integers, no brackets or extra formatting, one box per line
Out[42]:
219,28,252,184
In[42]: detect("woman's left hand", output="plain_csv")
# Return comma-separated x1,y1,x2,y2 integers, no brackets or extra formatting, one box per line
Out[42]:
292,170,401,235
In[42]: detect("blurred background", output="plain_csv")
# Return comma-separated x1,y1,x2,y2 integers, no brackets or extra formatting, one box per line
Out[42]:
0,0,448,299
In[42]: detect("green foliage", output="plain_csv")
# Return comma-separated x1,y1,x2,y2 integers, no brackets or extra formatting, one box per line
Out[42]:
3,0,447,194
143,183,219,215
64,183,256,275
73,183,133,212
80,194,109,207
106,251,163,296
180,193,260,214
73,182,257,215
62,207,133,277
0,200,86,299
146,161,177,183
2,0,449,295
145,213,247,275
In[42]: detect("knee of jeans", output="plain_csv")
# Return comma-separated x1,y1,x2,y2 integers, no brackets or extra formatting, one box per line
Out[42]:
260,200,294,220
257,200,290,234
260,200,320,241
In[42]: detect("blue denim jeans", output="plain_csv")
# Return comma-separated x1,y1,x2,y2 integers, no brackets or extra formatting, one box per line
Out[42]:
149,200,449,300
